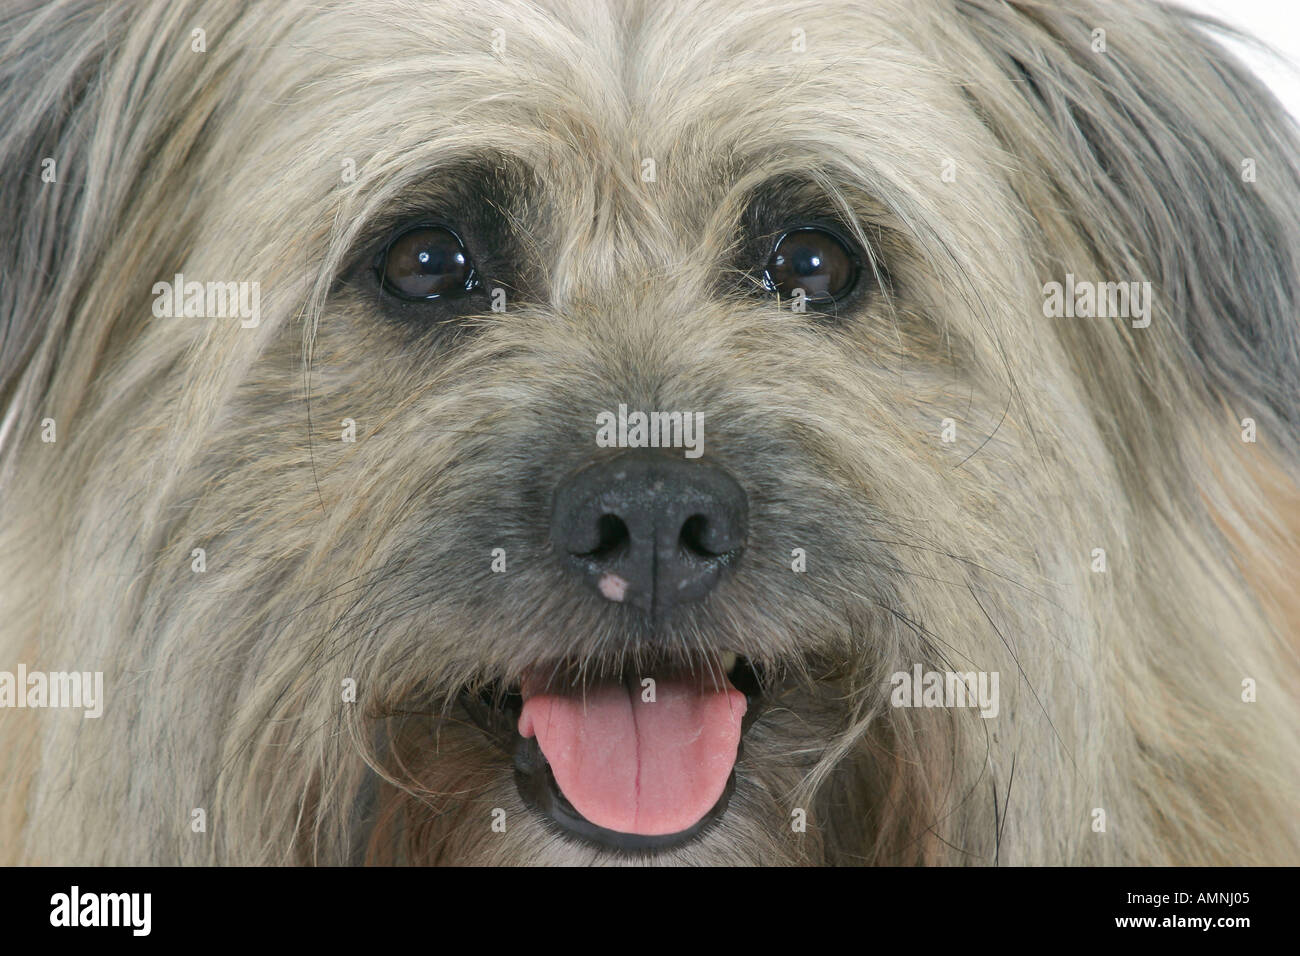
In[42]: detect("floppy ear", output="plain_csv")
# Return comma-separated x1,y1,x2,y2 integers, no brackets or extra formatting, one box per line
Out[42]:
955,0,1300,456
0,0,112,437
0,0,236,452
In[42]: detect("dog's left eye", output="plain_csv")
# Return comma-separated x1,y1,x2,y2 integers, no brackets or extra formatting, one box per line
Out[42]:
376,225,480,300
761,227,859,305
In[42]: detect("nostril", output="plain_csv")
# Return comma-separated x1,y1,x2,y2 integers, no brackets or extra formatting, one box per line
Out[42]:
577,513,630,560
679,513,721,558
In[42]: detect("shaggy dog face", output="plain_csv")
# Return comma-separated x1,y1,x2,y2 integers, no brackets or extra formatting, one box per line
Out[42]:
1,0,1298,865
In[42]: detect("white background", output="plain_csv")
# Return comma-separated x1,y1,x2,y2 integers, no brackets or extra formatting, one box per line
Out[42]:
1175,0,1300,120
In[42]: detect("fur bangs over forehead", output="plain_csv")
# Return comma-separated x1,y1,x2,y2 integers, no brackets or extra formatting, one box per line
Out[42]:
1,0,1298,866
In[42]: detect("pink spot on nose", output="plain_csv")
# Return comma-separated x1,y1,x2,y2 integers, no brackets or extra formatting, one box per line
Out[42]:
597,573,628,602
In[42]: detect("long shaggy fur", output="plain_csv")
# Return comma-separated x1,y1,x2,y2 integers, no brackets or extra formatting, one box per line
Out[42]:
1,0,1298,865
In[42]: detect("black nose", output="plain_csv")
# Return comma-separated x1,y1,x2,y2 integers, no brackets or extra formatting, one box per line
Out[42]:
551,452,749,614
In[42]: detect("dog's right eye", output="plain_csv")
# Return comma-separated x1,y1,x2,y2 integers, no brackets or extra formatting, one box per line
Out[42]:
375,225,480,300
761,227,860,305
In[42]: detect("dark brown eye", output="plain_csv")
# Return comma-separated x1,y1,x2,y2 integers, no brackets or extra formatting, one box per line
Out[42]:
377,226,478,300
762,227,858,304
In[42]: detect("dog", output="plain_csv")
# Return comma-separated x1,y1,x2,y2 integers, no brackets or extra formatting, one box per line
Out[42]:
1,0,1298,866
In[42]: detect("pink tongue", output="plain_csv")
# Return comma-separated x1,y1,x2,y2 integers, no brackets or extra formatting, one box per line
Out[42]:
518,673,746,836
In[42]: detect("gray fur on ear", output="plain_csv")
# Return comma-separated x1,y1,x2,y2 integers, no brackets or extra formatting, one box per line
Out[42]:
0,0,237,459
957,0,1300,455
0,0,108,426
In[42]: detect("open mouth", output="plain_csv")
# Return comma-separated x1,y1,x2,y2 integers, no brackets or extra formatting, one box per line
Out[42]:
462,653,765,853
